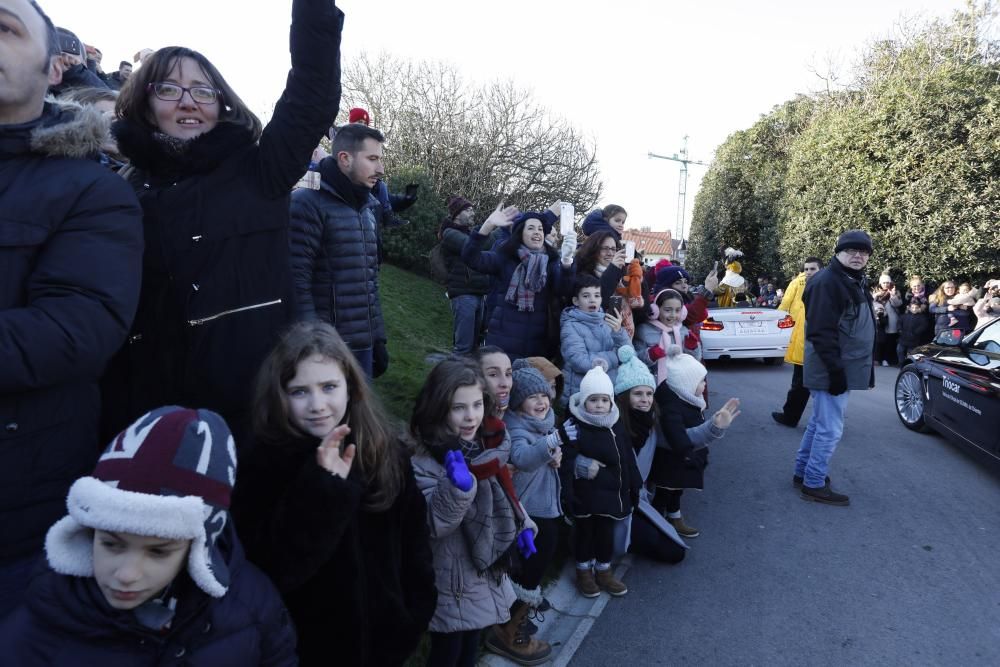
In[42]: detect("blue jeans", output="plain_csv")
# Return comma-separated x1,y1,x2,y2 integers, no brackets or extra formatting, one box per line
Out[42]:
794,389,851,488
450,295,485,354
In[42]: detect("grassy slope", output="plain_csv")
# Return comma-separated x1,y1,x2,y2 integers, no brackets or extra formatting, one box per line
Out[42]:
374,263,453,421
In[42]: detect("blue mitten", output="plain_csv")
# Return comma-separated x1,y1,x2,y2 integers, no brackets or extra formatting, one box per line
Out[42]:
444,450,474,492
517,529,537,559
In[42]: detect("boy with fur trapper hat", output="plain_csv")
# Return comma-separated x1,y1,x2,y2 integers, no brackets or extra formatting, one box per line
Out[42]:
0,407,297,666
558,361,641,599
651,347,741,539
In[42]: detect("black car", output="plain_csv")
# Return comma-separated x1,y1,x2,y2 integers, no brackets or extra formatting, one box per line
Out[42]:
894,318,1000,465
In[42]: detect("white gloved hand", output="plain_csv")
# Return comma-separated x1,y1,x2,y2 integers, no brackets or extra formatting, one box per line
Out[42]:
562,420,579,442
560,231,578,264
585,459,605,479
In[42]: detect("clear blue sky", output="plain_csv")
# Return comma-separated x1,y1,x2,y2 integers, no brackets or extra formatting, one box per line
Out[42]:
48,0,973,236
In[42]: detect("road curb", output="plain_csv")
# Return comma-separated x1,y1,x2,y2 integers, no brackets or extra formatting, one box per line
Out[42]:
480,556,634,666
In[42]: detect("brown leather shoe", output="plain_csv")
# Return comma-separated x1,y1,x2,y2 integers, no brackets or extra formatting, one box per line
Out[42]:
575,567,600,598
595,567,628,596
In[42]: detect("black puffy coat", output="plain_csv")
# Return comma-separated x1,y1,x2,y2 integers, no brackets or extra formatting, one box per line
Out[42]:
0,102,142,564
233,436,436,666
100,0,343,448
288,158,387,351
560,416,641,520
651,384,709,490
440,224,490,297
0,524,297,666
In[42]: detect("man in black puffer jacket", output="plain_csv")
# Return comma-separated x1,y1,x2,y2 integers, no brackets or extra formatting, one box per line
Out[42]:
0,0,142,617
290,123,388,376
794,230,876,507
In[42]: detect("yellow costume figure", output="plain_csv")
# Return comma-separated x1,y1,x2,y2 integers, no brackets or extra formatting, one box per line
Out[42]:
714,248,747,307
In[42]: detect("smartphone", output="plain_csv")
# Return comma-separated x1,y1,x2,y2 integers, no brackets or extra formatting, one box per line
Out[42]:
624,241,635,262
609,295,624,314
59,33,81,56
559,203,575,235
404,183,420,197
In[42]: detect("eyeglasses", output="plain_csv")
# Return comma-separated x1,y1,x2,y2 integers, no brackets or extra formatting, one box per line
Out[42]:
842,248,870,257
147,82,221,104
599,245,617,254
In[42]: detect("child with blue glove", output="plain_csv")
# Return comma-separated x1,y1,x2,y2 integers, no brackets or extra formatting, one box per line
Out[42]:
493,359,567,655
409,357,549,666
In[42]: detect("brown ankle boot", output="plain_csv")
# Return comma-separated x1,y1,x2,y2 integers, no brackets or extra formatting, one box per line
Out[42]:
668,515,700,538
594,567,628,596
484,601,552,666
575,567,600,598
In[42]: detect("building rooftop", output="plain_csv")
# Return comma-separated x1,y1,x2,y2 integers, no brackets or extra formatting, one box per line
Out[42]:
622,228,674,255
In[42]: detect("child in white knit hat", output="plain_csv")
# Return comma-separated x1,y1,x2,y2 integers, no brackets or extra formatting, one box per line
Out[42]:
559,360,641,599
0,407,296,665
651,347,741,538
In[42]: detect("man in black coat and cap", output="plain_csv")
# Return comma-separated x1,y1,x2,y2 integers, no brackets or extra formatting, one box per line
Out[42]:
793,230,876,506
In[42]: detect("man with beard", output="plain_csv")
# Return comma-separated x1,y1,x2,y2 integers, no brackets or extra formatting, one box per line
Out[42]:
289,122,388,377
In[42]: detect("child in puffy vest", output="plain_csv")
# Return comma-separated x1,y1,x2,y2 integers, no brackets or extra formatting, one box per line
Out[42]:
0,407,297,666
560,274,632,405
559,361,641,599
651,347,741,539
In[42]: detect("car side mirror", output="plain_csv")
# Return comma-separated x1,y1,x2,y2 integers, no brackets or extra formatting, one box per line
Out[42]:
934,329,964,346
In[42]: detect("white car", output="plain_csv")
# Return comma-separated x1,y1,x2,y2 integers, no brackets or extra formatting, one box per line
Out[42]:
699,306,794,364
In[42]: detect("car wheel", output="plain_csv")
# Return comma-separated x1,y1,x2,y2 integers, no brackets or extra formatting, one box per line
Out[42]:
895,367,929,432
763,357,784,366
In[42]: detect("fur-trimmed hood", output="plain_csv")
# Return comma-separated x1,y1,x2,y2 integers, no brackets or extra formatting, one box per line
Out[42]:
16,99,111,159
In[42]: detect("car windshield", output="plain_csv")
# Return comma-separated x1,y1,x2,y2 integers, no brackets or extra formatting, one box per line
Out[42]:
970,320,1000,353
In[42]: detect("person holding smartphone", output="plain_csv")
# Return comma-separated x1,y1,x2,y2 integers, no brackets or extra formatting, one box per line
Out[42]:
574,231,648,338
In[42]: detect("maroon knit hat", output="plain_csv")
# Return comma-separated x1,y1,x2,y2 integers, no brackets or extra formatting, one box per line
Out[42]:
45,407,237,597
348,107,371,125
447,196,474,220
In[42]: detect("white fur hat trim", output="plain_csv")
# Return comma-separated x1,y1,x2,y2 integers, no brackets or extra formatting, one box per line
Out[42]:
44,477,227,598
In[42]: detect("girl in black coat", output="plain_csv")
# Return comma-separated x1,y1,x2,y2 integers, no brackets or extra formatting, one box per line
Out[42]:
101,0,344,449
232,322,436,667
559,363,641,598
651,347,740,539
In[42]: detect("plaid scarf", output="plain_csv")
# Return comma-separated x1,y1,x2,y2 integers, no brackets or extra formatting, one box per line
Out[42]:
506,246,548,311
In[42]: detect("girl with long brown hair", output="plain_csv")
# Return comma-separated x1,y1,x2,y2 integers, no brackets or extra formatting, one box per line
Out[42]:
232,321,436,666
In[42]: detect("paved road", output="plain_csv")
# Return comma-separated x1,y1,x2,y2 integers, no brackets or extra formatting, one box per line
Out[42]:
572,360,1000,666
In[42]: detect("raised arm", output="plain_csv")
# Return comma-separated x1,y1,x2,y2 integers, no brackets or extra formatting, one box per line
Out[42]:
255,0,345,196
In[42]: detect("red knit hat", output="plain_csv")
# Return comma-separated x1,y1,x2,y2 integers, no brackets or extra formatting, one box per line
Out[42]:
348,107,371,125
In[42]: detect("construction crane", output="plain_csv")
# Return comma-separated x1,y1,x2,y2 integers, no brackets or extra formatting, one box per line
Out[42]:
648,136,709,242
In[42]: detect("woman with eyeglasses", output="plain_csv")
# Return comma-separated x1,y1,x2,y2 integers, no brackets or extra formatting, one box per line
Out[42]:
574,230,648,339
100,0,345,449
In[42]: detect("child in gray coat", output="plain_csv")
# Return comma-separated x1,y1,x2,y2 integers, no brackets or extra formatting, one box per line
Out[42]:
560,275,632,404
